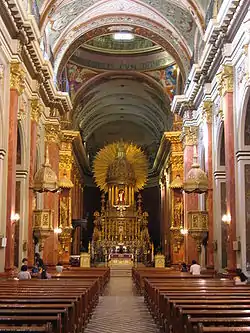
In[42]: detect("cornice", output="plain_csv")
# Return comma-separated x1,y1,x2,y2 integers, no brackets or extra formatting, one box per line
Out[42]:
1,0,72,115
171,0,244,115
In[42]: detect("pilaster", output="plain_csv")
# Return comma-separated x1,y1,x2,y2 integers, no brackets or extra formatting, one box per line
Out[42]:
5,61,25,272
216,64,236,272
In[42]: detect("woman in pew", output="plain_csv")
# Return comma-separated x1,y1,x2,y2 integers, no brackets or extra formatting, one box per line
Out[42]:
40,266,51,279
234,268,248,284
18,265,31,280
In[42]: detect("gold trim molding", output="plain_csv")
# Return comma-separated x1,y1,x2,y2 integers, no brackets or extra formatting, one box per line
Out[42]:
10,61,25,95
170,154,184,172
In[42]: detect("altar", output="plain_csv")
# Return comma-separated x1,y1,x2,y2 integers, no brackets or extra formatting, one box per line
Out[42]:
108,253,133,266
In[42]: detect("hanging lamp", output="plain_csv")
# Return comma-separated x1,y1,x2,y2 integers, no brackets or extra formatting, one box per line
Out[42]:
183,146,208,193
170,174,183,189
33,144,59,192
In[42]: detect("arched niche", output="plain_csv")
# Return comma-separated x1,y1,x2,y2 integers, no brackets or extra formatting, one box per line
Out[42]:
219,126,225,167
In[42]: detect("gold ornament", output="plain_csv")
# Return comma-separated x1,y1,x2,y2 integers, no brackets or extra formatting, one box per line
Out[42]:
93,141,148,192
10,61,25,95
182,126,198,146
30,99,42,123
216,65,234,97
202,101,213,124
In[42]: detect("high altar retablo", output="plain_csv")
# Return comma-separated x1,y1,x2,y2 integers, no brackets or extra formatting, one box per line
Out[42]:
91,141,151,263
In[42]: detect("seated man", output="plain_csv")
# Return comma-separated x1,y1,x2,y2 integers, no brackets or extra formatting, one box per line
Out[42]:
190,260,201,275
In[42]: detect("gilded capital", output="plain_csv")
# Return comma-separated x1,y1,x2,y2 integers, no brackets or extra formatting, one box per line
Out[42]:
10,61,25,95
30,99,42,123
45,122,61,143
202,101,213,124
165,131,183,153
216,65,234,97
60,130,79,151
182,126,198,146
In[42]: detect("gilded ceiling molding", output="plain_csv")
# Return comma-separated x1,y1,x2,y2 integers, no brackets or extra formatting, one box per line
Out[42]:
10,61,25,96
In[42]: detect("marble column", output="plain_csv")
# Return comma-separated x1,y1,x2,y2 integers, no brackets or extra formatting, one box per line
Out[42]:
217,65,236,271
203,101,214,268
5,62,25,272
28,99,41,266
183,126,199,264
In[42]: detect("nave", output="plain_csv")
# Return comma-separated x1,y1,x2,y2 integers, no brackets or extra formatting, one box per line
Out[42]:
85,277,160,333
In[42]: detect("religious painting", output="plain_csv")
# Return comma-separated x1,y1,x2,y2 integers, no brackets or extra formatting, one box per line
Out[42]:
66,63,97,96
245,164,250,271
145,64,177,101
117,189,125,205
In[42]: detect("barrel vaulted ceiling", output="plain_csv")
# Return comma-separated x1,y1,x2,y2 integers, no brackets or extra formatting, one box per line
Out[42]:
33,0,212,175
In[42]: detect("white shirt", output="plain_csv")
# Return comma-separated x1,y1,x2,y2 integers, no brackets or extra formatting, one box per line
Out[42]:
18,271,31,280
190,263,201,275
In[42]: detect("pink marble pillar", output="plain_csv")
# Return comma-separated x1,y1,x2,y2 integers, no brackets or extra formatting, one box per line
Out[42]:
43,142,59,266
206,118,214,268
5,89,19,272
224,92,236,271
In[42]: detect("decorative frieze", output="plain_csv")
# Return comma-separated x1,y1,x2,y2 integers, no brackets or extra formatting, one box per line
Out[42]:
10,61,25,95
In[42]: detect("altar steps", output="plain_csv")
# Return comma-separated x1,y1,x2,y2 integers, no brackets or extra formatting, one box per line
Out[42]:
110,265,132,277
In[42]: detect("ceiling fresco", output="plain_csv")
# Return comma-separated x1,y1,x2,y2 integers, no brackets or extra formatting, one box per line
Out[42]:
30,0,215,177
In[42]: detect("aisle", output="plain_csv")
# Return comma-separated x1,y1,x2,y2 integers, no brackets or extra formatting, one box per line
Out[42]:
84,277,160,333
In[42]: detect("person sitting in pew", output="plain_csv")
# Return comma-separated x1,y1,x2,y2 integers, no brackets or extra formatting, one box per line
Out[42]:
181,262,188,272
18,265,31,280
40,267,51,279
190,260,201,275
56,262,63,273
234,268,248,285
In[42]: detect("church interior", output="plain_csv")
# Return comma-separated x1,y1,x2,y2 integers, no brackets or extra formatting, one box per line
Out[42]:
0,0,250,332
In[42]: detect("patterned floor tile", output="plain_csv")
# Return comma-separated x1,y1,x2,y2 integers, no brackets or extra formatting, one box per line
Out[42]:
85,277,160,333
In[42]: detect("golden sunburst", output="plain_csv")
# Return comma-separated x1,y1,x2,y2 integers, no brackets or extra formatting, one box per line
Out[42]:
93,141,148,192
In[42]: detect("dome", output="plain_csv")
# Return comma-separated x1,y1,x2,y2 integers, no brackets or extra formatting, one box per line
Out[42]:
183,149,208,194
106,143,136,186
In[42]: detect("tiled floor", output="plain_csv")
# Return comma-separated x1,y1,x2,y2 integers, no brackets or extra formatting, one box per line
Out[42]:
84,277,160,333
